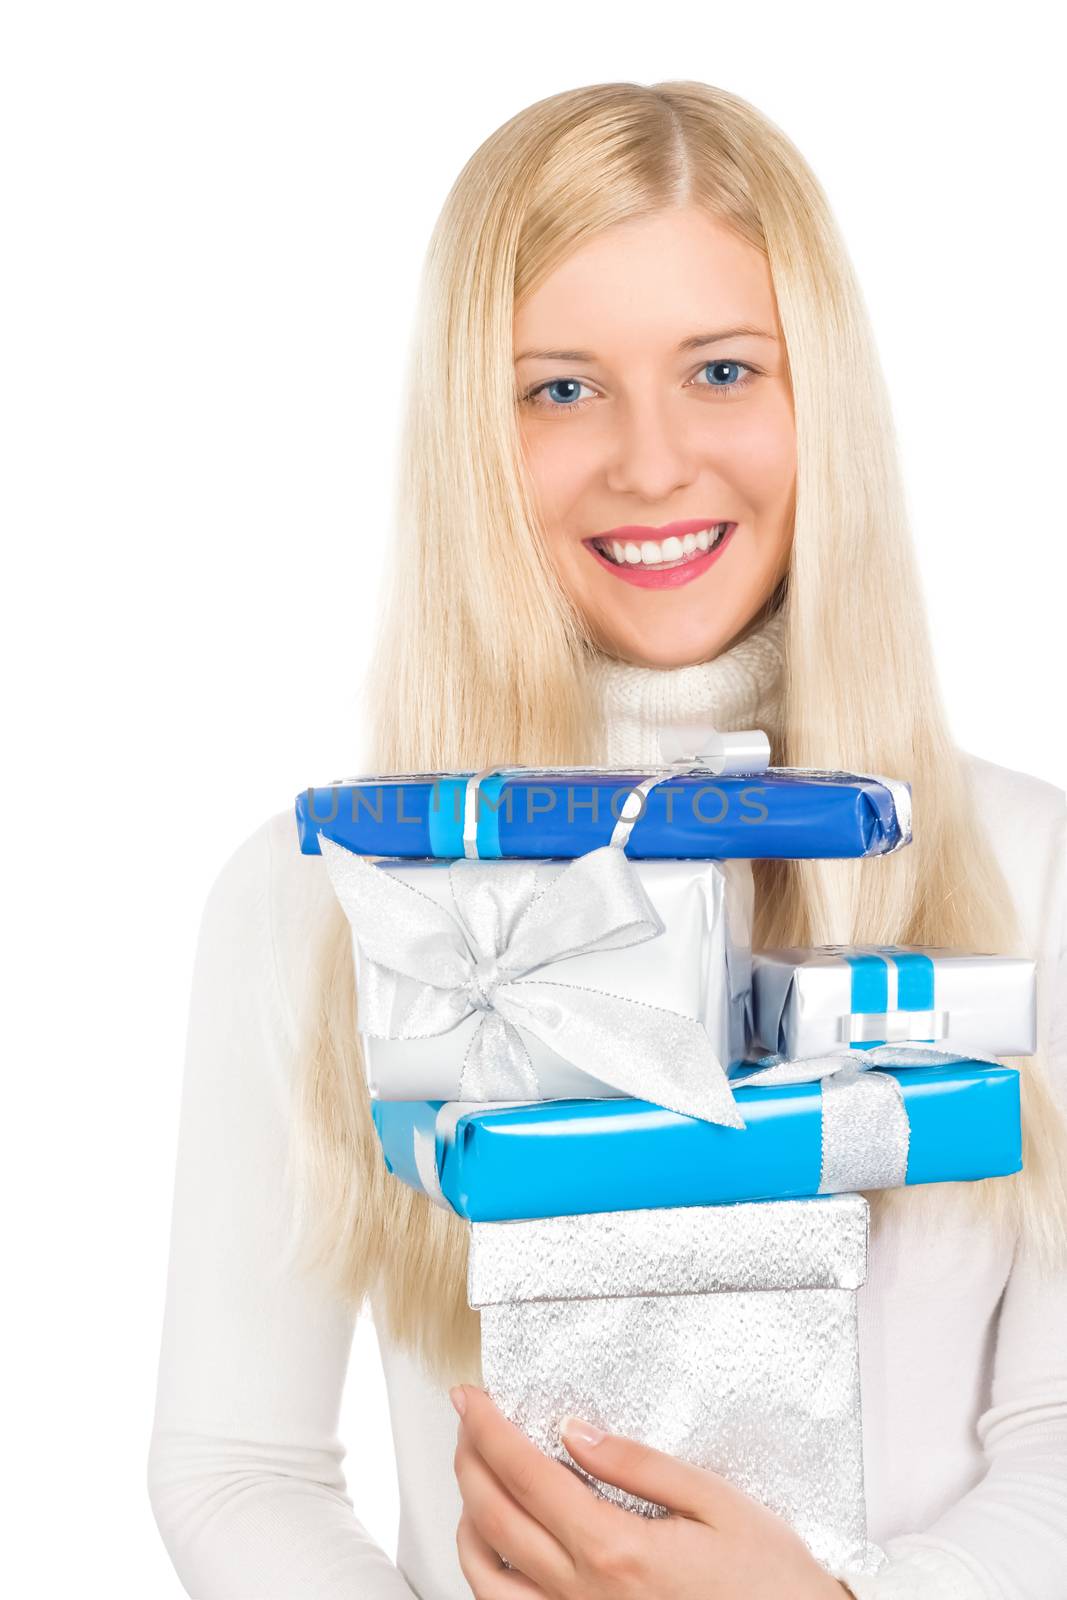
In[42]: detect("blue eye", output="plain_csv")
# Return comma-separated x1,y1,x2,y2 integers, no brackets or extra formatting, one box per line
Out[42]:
522,377,597,414
545,379,587,405
694,360,754,392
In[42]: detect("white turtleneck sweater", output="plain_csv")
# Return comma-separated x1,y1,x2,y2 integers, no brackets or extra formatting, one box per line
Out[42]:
148,610,1067,1600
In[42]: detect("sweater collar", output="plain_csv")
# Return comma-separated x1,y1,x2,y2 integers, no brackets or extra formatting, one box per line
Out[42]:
587,608,787,767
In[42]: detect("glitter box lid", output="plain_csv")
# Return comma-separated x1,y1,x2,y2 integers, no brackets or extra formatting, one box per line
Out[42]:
467,1193,869,1307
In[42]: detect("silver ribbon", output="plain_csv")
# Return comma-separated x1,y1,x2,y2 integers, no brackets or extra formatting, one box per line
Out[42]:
741,1043,1007,1192
412,1099,540,1209
318,833,745,1130
610,721,772,850
841,1010,949,1044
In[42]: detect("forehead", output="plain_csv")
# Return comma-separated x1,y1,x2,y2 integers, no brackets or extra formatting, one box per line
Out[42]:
513,207,778,359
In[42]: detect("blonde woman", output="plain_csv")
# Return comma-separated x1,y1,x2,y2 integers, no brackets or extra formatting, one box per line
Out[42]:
147,82,1067,1600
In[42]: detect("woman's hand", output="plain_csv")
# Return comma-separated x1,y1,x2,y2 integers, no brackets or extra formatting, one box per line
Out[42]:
450,1384,852,1599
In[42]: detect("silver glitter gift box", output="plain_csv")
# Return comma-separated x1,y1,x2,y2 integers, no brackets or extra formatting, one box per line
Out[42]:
319,836,753,1125
469,1194,885,1577
750,944,1036,1060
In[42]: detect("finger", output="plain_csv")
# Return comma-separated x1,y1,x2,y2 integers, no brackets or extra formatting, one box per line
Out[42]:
558,1413,752,1525
455,1509,548,1598
455,1385,609,1554
455,1424,575,1592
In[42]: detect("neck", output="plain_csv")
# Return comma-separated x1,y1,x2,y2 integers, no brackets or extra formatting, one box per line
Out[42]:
586,608,787,767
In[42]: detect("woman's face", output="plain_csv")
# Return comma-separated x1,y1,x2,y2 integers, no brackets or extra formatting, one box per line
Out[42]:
513,205,796,667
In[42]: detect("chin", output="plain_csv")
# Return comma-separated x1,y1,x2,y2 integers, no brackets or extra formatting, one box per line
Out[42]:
602,636,728,670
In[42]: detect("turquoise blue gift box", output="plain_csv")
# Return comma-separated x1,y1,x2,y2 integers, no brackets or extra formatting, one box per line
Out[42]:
371,1063,1022,1221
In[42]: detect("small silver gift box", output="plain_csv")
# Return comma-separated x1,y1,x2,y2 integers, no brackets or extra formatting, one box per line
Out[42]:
750,944,1036,1060
468,1195,885,1576
319,837,753,1127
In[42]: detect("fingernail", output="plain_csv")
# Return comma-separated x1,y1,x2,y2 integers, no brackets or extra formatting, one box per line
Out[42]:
561,1413,605,1447
449,1385,467,1417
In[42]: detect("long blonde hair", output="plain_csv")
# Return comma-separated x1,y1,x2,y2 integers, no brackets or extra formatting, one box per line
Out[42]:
286,80,1067,1390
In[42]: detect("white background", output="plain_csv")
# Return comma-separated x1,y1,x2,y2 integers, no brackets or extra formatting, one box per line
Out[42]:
3,2,1063,1592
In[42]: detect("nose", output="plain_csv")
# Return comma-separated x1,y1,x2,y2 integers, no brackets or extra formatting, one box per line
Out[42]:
603,390,700,504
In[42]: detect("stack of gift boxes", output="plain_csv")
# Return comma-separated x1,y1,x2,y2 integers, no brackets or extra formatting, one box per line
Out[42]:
295,733,1034,1579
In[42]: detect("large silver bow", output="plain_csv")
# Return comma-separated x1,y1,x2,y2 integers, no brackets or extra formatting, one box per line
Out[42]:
741,1042,1008,1191
319,834,744,1129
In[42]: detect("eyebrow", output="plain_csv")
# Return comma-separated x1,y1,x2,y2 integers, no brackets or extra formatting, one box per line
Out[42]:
514,327,778,363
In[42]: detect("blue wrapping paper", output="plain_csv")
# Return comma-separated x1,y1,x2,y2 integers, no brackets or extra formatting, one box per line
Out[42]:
371,1063,1021,1221
295,766,911,859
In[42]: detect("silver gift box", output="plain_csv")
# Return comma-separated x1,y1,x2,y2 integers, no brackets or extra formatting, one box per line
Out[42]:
468,1195,885,1577
354,855,753,1100
748,945,1036,1060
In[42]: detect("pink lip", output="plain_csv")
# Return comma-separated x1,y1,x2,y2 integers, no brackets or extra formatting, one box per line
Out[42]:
584,521,737,590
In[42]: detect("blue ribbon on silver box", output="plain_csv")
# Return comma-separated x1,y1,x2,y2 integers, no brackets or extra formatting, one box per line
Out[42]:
751,944,1036,1058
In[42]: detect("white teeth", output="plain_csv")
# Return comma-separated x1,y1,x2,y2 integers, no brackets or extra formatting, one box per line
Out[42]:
595,523,729,567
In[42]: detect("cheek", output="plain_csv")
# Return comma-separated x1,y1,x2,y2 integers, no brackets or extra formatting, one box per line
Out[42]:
519,424,591,531
718,396,796,508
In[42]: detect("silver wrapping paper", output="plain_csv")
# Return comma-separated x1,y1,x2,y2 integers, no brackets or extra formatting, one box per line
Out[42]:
469,1196,885,1577
330,848,753,1109
750,945,1036,1060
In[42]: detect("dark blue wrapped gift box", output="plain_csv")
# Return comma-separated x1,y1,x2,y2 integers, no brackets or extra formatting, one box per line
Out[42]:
296,765,911,860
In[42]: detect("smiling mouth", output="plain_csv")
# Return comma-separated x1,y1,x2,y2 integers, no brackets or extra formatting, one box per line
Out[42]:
588,522,732,570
